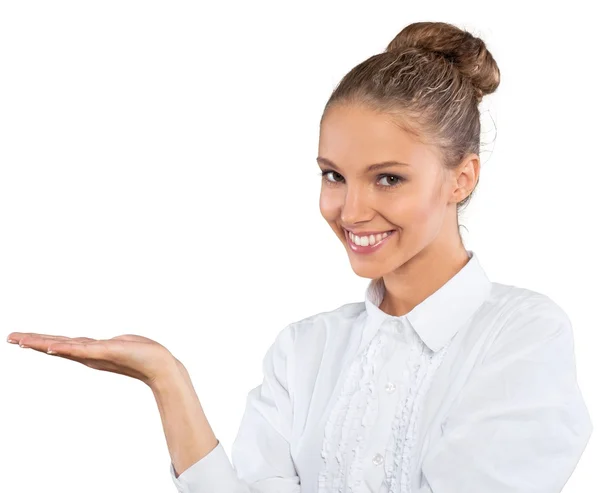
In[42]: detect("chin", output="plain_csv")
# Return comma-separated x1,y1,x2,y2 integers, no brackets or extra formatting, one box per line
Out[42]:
347,260,391,280
349,269,381,280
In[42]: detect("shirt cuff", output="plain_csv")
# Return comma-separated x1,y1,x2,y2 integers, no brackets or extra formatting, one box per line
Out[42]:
169,441,242,493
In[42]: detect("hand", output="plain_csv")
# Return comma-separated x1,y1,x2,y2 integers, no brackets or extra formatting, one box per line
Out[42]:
6,332,181,388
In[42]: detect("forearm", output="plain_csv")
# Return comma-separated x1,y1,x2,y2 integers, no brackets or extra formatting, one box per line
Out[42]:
150,362,219,478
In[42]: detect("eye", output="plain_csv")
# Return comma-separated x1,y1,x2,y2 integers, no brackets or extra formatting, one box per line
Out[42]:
321,170,344,183
377,175,405,187
319,169,405,189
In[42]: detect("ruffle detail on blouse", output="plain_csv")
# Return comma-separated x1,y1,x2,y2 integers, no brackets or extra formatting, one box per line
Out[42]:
317,328,389,493
384,341,449,493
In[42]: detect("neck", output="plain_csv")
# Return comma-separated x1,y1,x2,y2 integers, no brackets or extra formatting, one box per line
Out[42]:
379,242,470,317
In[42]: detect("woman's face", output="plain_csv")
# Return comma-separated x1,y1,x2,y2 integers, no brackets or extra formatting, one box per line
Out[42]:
318,103,475,279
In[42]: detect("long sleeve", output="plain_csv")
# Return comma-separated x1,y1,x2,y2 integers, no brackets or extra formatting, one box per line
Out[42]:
418,297,593,493
169,324,301,493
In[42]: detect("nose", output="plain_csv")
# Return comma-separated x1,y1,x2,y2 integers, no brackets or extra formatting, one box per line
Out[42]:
340,184,372,225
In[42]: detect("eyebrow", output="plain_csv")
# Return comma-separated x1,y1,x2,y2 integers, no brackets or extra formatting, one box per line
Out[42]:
316,156,412,172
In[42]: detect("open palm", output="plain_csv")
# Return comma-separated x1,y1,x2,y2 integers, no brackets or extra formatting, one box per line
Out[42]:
6,332,179,387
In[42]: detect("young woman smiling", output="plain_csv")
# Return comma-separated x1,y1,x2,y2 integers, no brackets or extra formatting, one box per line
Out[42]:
7,21,593,493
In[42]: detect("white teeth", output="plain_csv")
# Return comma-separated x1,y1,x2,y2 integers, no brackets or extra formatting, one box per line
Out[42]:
349,230,392,246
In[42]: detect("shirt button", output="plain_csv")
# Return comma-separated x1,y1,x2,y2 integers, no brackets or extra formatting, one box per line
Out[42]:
372,453,384,466
385,382,396,393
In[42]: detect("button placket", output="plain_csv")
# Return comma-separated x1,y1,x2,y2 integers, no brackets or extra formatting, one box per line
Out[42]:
368,319,400,477
383,324,397,395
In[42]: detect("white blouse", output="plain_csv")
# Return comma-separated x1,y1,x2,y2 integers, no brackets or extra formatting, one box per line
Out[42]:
169,250,593,493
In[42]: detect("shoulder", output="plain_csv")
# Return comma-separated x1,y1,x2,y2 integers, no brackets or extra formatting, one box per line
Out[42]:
490,281,571,328
278,300,366,345
484,281,574,361
264,301,366,377
488,281,568,317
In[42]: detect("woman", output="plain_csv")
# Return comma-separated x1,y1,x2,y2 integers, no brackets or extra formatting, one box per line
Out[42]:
7,21,593,493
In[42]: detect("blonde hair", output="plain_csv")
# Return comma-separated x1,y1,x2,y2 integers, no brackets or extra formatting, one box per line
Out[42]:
321,21,501,213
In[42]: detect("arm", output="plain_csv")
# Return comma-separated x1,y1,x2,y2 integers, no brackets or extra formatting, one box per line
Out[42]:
150,362,220,479
417,297,593,493
152,325,301,493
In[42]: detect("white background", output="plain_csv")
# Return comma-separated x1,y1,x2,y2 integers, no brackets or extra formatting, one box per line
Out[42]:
0,1,597,492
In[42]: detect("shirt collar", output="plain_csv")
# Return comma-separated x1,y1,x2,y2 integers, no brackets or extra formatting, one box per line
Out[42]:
364,250,492,352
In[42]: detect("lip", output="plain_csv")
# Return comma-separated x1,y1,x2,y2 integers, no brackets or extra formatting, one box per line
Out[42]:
344,228,396,254
343,228,394,236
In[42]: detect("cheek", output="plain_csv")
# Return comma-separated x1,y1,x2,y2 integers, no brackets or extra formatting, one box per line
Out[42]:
417,184,447,227
399,188,442,227
319,190,339,221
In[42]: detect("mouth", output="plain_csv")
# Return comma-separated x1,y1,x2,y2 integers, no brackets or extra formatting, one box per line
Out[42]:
344,228,396,254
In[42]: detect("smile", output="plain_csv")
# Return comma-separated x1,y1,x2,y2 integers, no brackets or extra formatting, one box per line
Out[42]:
344,229,396,254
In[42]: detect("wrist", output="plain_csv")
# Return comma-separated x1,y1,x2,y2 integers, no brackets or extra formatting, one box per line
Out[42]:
148,357,189,395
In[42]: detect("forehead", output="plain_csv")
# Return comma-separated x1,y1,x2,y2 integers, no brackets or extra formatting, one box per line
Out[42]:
318,104,440,171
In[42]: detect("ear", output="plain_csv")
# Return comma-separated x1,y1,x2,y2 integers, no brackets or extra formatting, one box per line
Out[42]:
452,153,480,203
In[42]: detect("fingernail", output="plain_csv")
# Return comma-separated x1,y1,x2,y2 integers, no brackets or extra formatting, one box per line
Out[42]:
7,338,17,344
19,344,29,348
47,349,57,354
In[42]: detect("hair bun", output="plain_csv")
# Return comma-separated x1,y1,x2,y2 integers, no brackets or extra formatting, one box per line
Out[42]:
386,21,500,102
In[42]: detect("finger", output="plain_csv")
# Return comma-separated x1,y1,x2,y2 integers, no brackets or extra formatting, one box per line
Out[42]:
46,351,89,365
9,332,73,340
9,333,93,347
6,332,59,344
47,341,110,360
13,338,72,352
17,336,95,352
